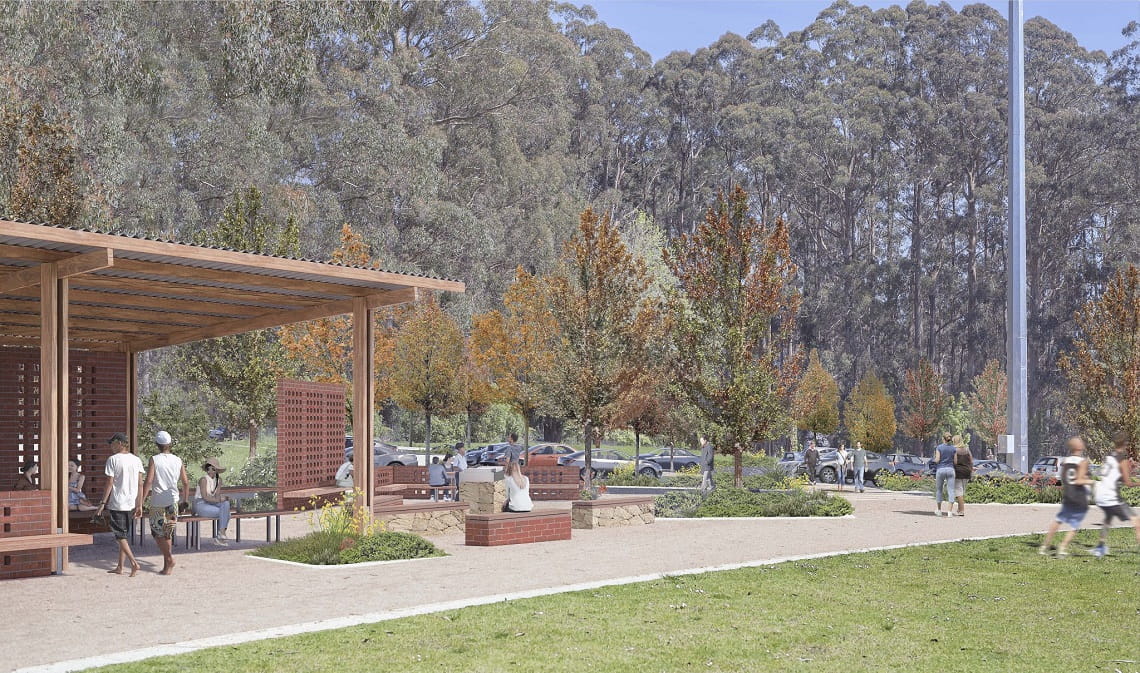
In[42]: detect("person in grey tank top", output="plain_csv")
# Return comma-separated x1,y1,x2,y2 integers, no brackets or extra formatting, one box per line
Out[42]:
932,433,957,516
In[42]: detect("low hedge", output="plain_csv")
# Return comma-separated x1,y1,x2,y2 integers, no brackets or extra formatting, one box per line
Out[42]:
655,487,853,518
250,530,444,565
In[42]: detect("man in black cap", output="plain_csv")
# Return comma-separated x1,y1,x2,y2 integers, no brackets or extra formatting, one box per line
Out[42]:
94,432,144,576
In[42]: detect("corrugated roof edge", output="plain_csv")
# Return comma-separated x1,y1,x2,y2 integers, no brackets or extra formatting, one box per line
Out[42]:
0,217,460,285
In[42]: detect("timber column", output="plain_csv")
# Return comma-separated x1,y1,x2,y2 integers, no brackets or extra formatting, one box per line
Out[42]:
352,297,375,525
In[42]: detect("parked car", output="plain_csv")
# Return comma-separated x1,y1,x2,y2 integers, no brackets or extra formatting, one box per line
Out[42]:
560,449,663,480
208,427,228,441
481,442,526,466
525,443,578,467
644,448,703,471
344,437,419,467
778,449,844,483
1031,456,1061,479
973,460,1025,479
884,453,928,476
466,442,508,466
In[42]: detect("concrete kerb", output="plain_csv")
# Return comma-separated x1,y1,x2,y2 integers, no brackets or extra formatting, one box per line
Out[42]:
16,529,1049,673
245,553,451,571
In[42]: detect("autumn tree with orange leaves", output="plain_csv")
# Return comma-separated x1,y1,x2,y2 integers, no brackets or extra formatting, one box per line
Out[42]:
549,209,653,488
456,336,496,448
967,359,1007,454
900,358,950,455
1059,265,1140,460
665,187,802,487
280,224,405,423
471,268,560,452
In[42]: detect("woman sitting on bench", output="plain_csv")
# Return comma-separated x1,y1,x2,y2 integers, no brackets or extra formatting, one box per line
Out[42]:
68,459,98,511
504,460,533,513
192,458,231,546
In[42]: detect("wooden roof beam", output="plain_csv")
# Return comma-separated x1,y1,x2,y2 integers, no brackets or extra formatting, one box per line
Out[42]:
128,287,418,352
0,249,113,292
1,286,262,319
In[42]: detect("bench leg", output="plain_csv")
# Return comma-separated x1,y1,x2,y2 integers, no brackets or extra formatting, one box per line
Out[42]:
275,515,281,542
236,517,242,543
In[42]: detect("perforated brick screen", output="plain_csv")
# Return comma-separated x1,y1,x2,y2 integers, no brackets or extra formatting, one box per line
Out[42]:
0,346,128,504
275,379,346,495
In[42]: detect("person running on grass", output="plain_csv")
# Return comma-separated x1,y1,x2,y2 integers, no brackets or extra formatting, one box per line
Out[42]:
1039,437,1093,557
1092,432,1140,557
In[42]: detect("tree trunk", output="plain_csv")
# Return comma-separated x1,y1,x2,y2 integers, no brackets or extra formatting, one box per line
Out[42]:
248,421,259,460
522,411,530,462
734,447,743,487
634,428,641,470
425,411,432,455
582,419,593,491
465,408,473,449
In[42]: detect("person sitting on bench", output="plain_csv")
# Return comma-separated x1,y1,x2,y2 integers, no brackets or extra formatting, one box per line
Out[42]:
334,459,354,488
14,462,37,490
192,458,231,546
68,459,98,511
428,456,449,500
503,459,533,513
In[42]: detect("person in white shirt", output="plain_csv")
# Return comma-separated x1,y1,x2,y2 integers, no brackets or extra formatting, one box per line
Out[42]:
835,443,849,492
95,432,145,577
141,431,189,575
447,442,468,501
334,460,354,488
1092,432,1140,557
504,459,533,513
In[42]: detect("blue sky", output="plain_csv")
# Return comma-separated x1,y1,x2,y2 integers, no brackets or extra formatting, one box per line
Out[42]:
589,1,1140,61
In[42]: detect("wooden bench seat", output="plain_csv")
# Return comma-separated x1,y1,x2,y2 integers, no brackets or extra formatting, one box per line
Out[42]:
465,510,571,546
230,510,291,544
0,533,93,553
280,485,347,510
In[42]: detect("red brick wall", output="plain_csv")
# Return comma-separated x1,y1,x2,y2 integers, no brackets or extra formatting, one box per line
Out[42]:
275,379,345,506
0,490,52,579
465,511,571,546
0,347,127,505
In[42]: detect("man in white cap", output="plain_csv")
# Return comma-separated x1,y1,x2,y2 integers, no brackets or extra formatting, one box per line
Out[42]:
142,430,189,575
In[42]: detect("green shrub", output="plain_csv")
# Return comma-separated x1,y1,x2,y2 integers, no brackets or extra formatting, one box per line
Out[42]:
964,477,1062,504
654,491,704,517
713,452,778,470
250,530,348,565
339,531,444,564
603,462,659,486
231,448,278,511
875,471,934,492
662,473,701,487
742,470,794,490
692,488,851,518
1123,486,1140,507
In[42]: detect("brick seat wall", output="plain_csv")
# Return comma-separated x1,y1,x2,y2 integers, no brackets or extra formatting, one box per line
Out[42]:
0,491,52,579
465,510,571,546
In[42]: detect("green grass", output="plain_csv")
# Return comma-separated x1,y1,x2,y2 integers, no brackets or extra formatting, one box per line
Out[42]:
87,529,1140,673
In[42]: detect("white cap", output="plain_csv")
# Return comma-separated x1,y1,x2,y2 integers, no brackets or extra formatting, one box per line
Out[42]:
155,430,172,446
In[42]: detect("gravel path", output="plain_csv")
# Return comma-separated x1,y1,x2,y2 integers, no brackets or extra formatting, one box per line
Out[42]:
4,491,1060,672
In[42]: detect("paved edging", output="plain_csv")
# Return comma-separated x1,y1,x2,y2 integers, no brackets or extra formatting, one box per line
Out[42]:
245,553,451,571
15,530,1047,673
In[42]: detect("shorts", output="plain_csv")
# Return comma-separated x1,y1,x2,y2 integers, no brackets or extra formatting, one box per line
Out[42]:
108,510,133,540
954,479,968,498
1055,503,1088,530
148,505,178,540
1099,503,1136,524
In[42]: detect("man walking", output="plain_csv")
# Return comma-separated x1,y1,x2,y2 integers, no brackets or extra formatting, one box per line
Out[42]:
1092,432,1140,557
141,430,189,575
851,441,867,493
95,432,144,576
803,441,820,485
699,435,715,493
504,432,524,465
1039,437,1093,557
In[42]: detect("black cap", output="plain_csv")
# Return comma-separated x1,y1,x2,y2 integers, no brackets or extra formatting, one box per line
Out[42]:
454,442,465,450
107,432,129,444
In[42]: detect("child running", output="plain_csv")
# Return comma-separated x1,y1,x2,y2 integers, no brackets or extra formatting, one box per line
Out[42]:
1039,436,1093,558
1092,432,1140,557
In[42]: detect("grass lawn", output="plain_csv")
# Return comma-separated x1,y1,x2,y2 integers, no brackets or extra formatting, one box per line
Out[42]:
89,529,1140,673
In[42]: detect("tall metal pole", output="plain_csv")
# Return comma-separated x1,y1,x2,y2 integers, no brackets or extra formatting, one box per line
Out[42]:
1007,0,1029,472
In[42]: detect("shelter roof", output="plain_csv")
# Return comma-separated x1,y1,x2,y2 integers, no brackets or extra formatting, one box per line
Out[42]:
0,219,464,351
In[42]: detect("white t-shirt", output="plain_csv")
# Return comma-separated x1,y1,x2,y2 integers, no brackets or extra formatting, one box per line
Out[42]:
506,475,533,512
449,452,468,471
104,452,145,511
1095,455,1123,507
148,452,183,507
334,461,354,488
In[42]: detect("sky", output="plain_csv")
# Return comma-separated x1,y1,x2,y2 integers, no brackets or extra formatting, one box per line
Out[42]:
589,0,1140,61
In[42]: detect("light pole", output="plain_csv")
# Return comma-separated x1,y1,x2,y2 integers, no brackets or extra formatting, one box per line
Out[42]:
1007,0,1029,472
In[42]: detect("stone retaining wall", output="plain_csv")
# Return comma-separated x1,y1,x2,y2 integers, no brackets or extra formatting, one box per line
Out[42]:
571,495,655,529
374,501,468,536
459,480,506,515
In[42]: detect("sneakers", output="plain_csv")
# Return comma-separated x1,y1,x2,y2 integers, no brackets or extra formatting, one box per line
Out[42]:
935,509,945,517
1038,544,1051,556
212,536,229,547
1092,543,1108,558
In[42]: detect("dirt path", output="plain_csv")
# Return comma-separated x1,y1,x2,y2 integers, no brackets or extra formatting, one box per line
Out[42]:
4,492,1060,672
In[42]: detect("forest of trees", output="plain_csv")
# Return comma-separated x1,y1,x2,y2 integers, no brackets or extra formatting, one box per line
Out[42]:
2,0,1139,452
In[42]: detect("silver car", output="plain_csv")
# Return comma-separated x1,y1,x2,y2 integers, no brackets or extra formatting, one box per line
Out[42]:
563,449,663,480
778,450,844,483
